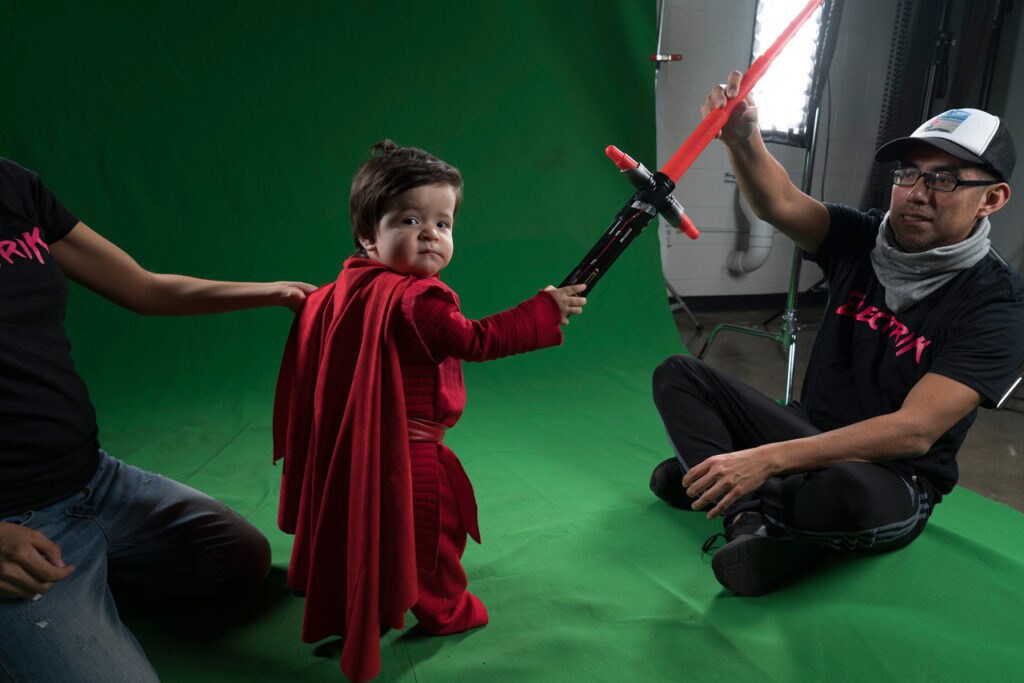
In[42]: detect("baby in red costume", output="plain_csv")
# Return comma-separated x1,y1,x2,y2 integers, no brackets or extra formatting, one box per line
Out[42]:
273,140,587,682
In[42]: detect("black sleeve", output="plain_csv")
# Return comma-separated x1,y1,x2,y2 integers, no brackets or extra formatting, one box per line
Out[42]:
808,204,884,277
0,157,79,241
31,168,79,242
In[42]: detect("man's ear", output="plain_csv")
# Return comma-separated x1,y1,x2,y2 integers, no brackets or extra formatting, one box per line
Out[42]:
977,182,1011,219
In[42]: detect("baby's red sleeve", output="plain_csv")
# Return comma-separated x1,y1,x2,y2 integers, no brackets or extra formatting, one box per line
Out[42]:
402,281,563,362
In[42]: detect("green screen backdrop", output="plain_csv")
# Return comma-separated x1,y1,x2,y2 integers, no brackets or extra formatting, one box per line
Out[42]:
3,2,1024,682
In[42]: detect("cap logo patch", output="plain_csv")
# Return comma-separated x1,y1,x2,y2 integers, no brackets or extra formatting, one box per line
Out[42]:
921,109,971,135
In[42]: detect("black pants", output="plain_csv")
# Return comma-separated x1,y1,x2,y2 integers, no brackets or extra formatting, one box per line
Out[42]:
652,355,932,552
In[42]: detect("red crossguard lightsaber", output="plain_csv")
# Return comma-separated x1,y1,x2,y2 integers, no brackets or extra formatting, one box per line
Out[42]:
560,0,824,292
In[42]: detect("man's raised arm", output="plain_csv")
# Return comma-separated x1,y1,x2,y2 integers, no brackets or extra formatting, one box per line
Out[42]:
706,70,832,255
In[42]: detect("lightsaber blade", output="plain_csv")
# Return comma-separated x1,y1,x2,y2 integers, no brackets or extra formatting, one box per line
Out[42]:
660,0,824,183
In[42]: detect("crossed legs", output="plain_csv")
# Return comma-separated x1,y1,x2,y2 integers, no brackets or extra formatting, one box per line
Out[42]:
651,355,932,594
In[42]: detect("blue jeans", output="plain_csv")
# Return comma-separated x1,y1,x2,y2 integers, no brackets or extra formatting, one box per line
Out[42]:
0,451,271,682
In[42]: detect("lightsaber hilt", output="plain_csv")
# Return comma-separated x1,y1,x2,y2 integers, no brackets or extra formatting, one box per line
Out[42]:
608,146,699,239
559,146,695,292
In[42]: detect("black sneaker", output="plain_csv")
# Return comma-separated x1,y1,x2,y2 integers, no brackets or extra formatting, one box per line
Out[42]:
710,513,817,597
649,457,697,510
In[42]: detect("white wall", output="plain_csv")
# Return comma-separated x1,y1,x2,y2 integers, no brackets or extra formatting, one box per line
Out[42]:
655,0,897,297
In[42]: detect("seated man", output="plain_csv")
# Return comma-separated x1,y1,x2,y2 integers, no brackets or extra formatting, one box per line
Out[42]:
650,70,1024,597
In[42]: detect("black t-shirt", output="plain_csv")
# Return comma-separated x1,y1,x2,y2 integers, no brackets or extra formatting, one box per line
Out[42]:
801,204,1024,496
0,158,99,518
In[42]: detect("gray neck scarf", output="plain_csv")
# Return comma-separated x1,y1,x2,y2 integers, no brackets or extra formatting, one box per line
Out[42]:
870,211,991,313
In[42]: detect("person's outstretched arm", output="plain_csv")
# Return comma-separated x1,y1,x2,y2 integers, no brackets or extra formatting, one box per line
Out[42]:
706,70,832,255
50,222,316,314
404,282,586,363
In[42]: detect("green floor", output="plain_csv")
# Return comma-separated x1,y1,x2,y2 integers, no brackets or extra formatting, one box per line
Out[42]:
106,353,1024,682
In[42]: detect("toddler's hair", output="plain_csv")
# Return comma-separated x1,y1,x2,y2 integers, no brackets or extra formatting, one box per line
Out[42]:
350,140,463,255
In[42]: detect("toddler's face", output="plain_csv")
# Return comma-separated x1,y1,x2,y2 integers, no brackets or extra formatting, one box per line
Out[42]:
361,182,456,277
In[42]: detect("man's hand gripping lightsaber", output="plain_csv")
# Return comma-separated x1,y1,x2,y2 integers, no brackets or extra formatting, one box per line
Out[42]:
559,0,823,293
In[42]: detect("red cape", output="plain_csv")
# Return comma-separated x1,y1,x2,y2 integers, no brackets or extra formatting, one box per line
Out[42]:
273,259,418,682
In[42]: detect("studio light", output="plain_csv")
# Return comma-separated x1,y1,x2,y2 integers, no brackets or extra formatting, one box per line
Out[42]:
751,0,829,147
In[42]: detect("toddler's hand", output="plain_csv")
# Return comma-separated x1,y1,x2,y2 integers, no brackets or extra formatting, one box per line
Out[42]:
544,284,587,326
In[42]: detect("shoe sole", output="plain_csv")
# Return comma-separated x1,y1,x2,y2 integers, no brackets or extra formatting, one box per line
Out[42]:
711,533,816,597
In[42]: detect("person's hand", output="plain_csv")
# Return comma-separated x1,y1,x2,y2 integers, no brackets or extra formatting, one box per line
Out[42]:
275,282,318,312
543,284,587,326
682,447,776,519
0,522,75,599
701,69,760,146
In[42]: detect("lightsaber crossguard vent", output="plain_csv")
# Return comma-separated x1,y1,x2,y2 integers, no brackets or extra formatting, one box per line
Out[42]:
558,146,694,292
559,0,823,294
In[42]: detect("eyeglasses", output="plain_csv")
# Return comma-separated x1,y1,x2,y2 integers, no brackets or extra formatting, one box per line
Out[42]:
892,167,1000,193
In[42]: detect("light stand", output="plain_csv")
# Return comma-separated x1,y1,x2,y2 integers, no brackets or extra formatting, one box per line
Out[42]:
697,108,821,405
697,0,843,405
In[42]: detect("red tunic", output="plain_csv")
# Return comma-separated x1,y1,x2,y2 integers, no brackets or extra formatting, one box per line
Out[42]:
273,257,562,681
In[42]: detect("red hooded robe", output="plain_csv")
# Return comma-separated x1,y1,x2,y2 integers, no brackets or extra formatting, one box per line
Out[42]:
273,258,562,681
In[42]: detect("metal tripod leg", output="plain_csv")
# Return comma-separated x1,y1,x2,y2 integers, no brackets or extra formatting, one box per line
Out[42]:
997,375,1022,410
665,277,702,331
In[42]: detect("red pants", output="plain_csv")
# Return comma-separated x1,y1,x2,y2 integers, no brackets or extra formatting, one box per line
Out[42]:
410,455,488,634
